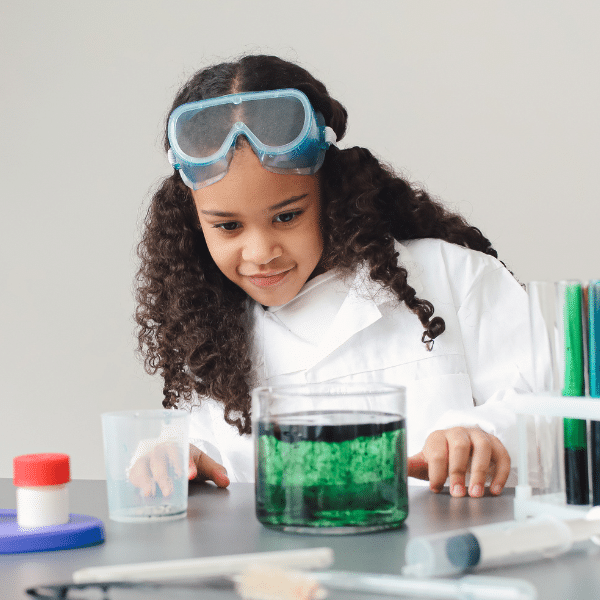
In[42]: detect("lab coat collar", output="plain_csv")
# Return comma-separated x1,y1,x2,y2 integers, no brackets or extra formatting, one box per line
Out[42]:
252,241,425,378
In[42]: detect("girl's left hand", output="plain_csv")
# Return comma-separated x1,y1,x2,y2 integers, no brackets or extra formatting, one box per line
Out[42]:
407,426,511,498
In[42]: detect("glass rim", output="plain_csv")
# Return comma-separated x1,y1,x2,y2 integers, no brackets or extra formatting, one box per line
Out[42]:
252,382,405,397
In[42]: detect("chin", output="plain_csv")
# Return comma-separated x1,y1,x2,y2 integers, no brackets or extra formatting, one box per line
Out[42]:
253,288,297,308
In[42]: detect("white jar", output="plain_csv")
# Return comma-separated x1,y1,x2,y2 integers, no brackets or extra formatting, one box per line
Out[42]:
13,453,70,528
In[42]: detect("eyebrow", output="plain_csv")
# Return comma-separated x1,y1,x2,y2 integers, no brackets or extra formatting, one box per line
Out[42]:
200,194,309,218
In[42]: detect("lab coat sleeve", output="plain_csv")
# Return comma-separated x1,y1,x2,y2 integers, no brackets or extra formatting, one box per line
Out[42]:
427,263,534,479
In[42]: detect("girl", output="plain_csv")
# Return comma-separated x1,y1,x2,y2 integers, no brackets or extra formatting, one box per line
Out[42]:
133,54,533,499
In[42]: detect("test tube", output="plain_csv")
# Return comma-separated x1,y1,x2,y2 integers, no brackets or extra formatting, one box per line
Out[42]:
588,281,600,505
526,281,564,495
558,281,588,505
526,281,590,504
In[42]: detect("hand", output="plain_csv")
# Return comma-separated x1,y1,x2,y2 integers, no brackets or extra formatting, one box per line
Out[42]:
188,444,230,488
128,443,229,497
407,426,510,498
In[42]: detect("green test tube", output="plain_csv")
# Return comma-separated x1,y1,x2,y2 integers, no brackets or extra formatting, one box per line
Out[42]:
560,281,588,505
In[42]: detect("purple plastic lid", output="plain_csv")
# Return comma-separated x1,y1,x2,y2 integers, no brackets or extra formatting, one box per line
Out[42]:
0,509,104,554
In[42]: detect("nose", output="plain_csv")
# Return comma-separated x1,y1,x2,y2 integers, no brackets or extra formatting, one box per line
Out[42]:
241,228,283,265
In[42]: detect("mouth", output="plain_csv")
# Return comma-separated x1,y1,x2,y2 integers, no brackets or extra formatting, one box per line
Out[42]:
246,268,293,288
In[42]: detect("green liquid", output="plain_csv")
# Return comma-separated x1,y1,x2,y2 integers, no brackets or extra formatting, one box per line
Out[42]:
256,411,408,532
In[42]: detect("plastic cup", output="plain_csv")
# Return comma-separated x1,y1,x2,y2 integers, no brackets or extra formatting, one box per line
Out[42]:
252,382,408,534
101,409,190,522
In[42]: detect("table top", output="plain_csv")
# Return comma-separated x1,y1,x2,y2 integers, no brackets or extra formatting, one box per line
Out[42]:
2,479,600,599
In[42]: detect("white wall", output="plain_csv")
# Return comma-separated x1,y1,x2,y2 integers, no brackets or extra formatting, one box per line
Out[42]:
1,1,598,479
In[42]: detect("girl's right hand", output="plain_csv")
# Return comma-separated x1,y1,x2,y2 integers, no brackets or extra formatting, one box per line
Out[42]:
188,444,230,488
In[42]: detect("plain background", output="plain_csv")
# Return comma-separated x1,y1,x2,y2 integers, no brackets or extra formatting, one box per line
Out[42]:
1,1,598,480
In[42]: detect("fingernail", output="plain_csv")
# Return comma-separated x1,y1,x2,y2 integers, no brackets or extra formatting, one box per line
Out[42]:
470,484,483,497
491,483,502,495
451,484,465,496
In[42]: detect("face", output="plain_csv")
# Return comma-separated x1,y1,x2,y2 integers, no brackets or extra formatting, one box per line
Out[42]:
192,146,324,307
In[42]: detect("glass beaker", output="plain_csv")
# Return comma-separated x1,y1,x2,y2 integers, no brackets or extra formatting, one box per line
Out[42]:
252,382,407,534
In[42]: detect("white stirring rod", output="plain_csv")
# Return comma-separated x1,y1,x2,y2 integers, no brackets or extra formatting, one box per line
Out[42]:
72,547,334,583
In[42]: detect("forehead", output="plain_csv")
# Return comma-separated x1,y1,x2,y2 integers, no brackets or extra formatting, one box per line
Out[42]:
191,146,320,214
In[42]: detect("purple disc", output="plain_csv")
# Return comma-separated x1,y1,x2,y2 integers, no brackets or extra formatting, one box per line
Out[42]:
0,509,104,553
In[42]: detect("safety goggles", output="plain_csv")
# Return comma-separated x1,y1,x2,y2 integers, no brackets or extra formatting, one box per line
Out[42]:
167,89,337,190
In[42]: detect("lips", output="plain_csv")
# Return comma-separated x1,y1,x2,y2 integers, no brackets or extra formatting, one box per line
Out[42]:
246,269,292,288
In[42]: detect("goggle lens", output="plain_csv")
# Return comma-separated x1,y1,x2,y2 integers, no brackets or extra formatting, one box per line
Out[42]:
174,95,306,160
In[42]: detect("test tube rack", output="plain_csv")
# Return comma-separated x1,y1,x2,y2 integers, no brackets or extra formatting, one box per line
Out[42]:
514,392,600,521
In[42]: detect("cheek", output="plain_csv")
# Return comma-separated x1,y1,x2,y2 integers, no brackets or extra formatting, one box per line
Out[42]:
308,216,324,257
201,228,233,271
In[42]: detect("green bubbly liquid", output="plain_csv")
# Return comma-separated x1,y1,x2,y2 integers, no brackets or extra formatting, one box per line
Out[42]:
256,411,408,532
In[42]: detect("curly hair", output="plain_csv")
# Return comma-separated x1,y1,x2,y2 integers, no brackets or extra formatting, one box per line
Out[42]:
136,54,507,435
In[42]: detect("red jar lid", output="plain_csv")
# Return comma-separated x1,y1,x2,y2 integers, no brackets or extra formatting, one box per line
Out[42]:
13,453,70,486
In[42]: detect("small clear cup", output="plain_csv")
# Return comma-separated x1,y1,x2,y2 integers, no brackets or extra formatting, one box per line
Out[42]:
252,382,407,534
101,409,190,522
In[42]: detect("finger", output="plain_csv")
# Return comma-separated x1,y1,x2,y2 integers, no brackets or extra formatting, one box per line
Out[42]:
489,437,511,496
188,455,198,480
128,458,154,497
149,446,174,497
407,452,429,480
422,431,450,493
465,429,493,498
194,450,230,488
163,443,183,478
446,428,473,497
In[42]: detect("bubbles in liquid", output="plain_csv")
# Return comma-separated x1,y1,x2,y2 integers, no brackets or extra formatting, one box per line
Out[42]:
256,410,408,533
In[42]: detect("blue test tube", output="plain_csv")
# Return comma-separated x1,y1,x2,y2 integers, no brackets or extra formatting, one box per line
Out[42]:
588,281,600,505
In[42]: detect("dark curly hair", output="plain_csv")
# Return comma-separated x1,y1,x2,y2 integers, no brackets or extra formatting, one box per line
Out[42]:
136,54,507,435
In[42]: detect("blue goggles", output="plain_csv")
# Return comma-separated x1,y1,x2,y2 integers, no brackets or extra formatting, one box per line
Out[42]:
167,89,337,190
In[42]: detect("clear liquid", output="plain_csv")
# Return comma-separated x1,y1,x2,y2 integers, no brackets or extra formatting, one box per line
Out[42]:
256,411,408,533
106,477,187,522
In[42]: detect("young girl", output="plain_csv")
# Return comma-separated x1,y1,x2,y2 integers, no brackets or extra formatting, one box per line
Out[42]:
133,54,533,499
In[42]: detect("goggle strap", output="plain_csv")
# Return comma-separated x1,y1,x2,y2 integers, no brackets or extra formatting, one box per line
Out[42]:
324,126,338,148
167,148,179,169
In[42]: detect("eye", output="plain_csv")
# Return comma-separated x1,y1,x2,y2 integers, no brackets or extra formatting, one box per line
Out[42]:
213,221,240,232
274,210,303,224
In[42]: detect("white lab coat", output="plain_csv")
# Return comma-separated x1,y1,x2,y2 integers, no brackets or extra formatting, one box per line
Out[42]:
185,238,534,483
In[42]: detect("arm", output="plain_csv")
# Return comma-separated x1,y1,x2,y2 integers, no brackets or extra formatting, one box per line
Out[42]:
407,249,534,497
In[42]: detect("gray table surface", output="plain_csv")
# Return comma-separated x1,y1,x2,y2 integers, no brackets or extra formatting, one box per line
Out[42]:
2,479,600,599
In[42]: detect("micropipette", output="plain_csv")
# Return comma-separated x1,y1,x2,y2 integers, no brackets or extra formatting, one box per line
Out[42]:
403,509,600,577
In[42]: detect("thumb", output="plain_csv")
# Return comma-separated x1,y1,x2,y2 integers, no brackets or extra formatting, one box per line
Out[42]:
209,465,230,488
190,444,230,488
188,455,198,480
407,451,429,480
